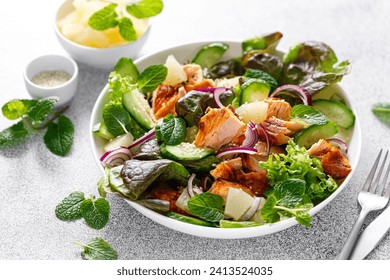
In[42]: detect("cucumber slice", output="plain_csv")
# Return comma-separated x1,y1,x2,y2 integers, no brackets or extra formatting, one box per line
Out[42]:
192,42,229,69
244,68,278,91
104,132,134,152
123,87,154,130
240,78,270,104
312,99,355,129
219,220,262,228
93,122,114,140
114,57,139,81
295,121,338,148
165,211,216,227
160,142,214,161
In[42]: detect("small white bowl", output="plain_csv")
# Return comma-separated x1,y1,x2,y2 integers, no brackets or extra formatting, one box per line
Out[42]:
24,54,78,107
90,41,362,239
54,0,151,69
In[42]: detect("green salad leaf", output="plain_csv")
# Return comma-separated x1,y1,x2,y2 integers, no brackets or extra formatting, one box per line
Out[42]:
219,220,262,228
372,103,390,126
44,115,74,157
242,32,283,54
242,52,283,80
74,238,118,260
118,17,137,41
244,68,278,92
0,121,30,148
187,192,224,222
102,103,132,136
80,197,110,230
126,0,164,18
2,99,37,120
291,104,328,125
261,140,338,202
88,3,118,30
55,191,85,221
156,116,186,145
137,64,168,94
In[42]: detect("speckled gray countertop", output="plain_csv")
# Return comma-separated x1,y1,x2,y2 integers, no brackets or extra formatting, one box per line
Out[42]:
1,0,390,260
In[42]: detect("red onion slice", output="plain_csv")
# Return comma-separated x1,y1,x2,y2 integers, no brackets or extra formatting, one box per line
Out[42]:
240,197,262,221
327,138,348,154
128,128,156,149
256,124,270,157
200,176,212,191
100,146,133,167
213,87,227,108
187,173,197,198
242,122,259,148
270,84,312,106
195,87,230,93
216,147,257,158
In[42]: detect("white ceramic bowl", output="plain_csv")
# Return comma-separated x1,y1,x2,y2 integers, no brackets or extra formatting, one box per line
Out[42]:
54,0,151,69
24,54,78,107
90,41,362,239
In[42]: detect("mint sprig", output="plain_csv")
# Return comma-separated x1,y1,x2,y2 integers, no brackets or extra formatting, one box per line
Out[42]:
74,238,118,260
137,64,167,93
88,0,164,42
187,192,224,222
55,192,85,221
0,97,74,156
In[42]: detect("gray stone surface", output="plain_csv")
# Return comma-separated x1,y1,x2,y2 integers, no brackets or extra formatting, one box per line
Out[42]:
0,0,389,260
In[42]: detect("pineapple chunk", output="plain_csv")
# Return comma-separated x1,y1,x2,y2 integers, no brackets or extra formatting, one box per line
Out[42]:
235,101,268,124
163,55,188,86
224,187,254,220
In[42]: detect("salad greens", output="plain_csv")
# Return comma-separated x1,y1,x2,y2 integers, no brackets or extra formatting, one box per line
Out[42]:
0,96,74,156
372,103,390,126
93,32,355,230
74,238,118,260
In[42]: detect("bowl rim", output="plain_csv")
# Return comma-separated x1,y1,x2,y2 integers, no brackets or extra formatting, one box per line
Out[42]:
54,0,151,51
89,40,362,239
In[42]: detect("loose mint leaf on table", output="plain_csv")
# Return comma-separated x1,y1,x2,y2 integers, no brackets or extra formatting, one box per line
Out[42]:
0,121,30,148
290,104,328,125
102,103,132,136
55,192,85,221
114,58,139,81
187,192,224,222
372,103,390,126
2,99,38,120
126,0,164,18
44,115,74,157
74,238,118,260
156,116,186,145
88,3,119,30
80,196,110,229
27,97,59,123
137,64,167,94
118,17,137,41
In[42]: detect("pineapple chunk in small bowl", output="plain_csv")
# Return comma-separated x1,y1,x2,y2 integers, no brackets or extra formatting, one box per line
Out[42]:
55,0,151,69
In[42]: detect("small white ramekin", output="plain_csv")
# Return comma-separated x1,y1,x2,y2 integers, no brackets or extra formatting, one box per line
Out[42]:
24,54,79,107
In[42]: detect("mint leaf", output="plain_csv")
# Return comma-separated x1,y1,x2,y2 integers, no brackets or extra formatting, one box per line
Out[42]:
2,99,37,120
102,103,132,136
44,115,74,156
188,192,224,222
118,17,137,41
156,116,186,145
114,58,139,81
137,64,167,93
74,238,118,260
0,121,30,148
372,103,390,126
88,4,119,30
126,0,164,18
27,97,59,123
291,104,328,125
55,192,85,221
80,197,110,229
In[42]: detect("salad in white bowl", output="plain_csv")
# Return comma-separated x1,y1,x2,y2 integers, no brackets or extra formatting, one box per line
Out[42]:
90,32,361,238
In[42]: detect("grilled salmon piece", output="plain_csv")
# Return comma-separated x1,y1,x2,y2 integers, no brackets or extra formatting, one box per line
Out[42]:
259,117,305,145
152,85,186,120
209,179,253,203
194,107,246,150
148,184,187,215
210,158,269,196
242,141,285,172
264,97,291,120
182,63,215,91
308,139,352,180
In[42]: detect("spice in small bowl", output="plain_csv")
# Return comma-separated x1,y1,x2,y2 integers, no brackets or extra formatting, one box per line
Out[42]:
24,54,78,107
31,70,72,88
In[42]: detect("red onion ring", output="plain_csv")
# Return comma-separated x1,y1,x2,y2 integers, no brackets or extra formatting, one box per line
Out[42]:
242,122,259,148
216,147,257,158
128,128,156,149
270,84,312,106
100,146,133,167
327,138,348,154
240,197,262,221
187,173,197,198
213,88,228,108
200,176,212,191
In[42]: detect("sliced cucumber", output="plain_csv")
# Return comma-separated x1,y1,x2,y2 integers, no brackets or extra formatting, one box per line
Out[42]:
244,68,278,91
93,122,114,140
114,57,139,82
312,99,355,129
219,220,262,228
104,132,134,152
295,121,338,148
160,142,214,161
192,42,229,69
240,78,270,104
123,87,154,130
165,211,216,227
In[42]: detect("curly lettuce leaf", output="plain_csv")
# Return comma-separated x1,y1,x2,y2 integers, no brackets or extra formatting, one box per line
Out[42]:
281,41,351,94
